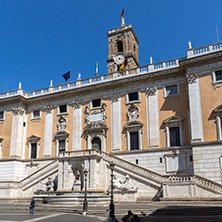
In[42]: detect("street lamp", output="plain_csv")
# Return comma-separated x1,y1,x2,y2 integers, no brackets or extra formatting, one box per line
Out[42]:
107,161,118,222
83,169,88,215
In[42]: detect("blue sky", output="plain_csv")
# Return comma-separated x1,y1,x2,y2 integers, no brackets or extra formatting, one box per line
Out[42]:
0,0,222,92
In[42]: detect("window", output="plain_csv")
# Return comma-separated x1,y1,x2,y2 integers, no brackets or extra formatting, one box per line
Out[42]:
31,143,37,159
165,85,178,97
92,99,101,108
129,92,139,102
169,126,180,146
215,70,222,82
117,40,123,52
130,131,139,150
59,140,65,152
0,111,4,120
163,116,184,147
32,110,40,119
27,135,40,159
58,105,67,114
213,105,222,140
92,137,101,151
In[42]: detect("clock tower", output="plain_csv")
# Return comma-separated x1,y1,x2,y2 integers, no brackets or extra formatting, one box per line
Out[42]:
107,20,139,73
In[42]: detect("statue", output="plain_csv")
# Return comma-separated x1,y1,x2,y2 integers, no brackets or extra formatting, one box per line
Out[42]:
71,163,83,191
57,116,67,131
35,178,54,192
107,175,138,192
77,73,81,80
127,104,139,122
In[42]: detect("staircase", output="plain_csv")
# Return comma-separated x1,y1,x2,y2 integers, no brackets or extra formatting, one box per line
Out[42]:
19,160,59,191
61,149,222,198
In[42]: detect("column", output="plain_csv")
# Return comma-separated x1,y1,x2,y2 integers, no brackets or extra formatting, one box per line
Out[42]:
186,73,204,142
146,87,160,148
43,105,53,156
10,106,25,157
73,100,82,150
111,94,122,151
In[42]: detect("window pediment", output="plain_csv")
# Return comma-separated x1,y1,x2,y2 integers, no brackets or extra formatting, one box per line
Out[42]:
124,120,143,129
214,105,222,115
163,116,184,124
54,130,69,138
27,135,40,141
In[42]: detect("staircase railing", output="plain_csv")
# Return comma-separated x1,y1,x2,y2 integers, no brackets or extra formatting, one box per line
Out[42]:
19,160,59,190
60,149,163,184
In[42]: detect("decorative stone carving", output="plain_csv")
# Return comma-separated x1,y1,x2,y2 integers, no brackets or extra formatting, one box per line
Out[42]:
73,100,82,109
44,105,53,113
107,175,138,192
71,163,83,191
127,104,139,121
186,73,197,84
57,116,67,131
146,87,157,96
35,177,54,192
13,106,25,116
101,103,107,122
85,106,90,124
111,93,120,103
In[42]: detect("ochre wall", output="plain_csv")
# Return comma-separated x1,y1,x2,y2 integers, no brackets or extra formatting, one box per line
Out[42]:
1,111,13,158
158,82,189,148
199,73,222,141
26,111,45,158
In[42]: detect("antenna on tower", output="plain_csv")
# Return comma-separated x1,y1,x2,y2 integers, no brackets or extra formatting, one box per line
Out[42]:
216,24,220,43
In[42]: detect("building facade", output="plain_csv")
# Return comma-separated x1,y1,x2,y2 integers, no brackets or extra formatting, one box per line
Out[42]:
0,21,222,201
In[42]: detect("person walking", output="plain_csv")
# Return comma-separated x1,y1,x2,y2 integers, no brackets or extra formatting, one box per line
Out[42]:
29,197,35,214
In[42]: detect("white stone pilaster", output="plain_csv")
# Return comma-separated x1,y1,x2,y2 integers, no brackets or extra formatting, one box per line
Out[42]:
73,100,82,150
22,113,27,159
111,94,122,151
187,74,204,142
10,107,25,157
43,106,53,156
146,87,160,148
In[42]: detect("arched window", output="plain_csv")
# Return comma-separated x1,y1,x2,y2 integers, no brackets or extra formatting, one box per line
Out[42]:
92,137,101,151
117,41,123,52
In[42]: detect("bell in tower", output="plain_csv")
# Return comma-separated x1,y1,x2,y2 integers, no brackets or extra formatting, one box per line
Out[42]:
107,14,139,73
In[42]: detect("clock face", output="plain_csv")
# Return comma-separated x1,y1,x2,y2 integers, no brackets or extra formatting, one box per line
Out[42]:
114,53,125,65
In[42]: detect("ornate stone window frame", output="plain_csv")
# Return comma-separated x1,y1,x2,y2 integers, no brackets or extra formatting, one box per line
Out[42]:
27,135,40,159
0,111,5,122
57,104,68,116
126,91,141,105
0,137,3,158
124,104,143,150
163,84,180,98
213,105,222,141
31,110,41,120
54,131,69,156
163,116,184,147
212,70,222,87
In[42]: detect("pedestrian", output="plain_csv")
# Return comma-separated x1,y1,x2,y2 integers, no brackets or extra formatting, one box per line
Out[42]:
29,197,35,214
122,210,134,222
131,214,141,222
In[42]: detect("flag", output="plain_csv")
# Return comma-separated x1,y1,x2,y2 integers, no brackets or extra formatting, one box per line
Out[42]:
95,62,98,76
120,8,124,18
62,71,70,81
119,57,128,71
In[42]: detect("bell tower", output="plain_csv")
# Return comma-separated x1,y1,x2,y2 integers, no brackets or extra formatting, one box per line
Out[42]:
107,20,139,73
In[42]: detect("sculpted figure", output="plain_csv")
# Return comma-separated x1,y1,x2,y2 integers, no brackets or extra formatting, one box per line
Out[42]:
35,178,54,192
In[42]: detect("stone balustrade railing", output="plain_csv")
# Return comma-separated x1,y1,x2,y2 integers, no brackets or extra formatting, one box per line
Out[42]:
187,41,222,58
60,149,222,194
19,160,59,190
60,149,164,183
0,58,180,100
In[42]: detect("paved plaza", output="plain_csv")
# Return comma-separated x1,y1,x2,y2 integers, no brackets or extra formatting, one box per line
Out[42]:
1,201,222,221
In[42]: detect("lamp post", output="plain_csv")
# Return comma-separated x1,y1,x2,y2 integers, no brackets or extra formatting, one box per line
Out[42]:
83,169,88,215
107,161,118,222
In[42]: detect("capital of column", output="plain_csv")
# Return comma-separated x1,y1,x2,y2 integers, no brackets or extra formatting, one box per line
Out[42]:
73,100,82,109
186,73,198,84
44,105,53,114
13,106,25,116
146,87,157,96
